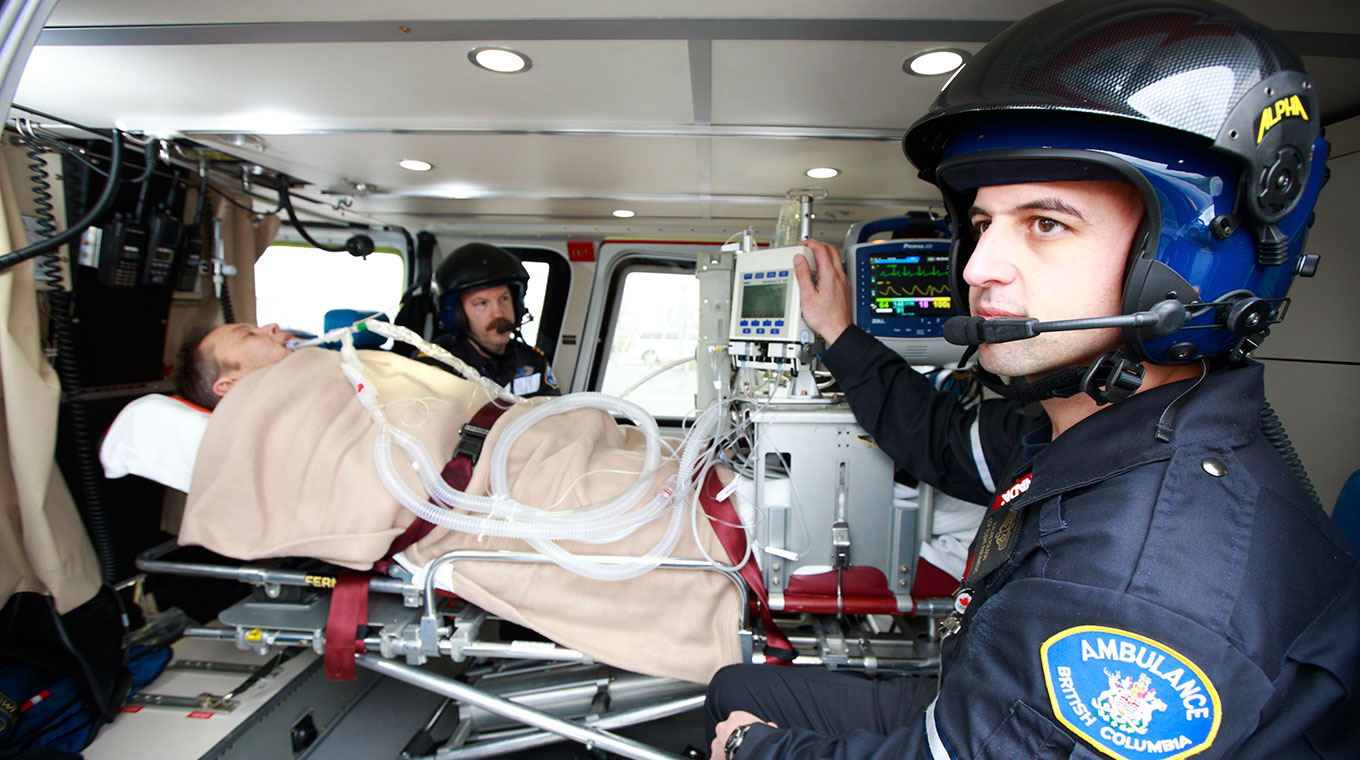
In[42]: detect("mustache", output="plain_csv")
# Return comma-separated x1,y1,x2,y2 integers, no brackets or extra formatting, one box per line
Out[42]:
488,317,515,334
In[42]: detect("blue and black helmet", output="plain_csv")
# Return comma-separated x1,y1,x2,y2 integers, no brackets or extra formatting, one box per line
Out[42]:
904,0,1328,365
432,242,530,334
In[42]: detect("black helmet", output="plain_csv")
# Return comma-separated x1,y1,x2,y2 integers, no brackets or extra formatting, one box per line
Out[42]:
904,0,1327,366
432,242,530,334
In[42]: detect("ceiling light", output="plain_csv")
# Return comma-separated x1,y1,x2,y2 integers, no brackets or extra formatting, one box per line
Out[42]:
469,47,532,74
905,49,968,77
805,167,839,179
612,209,636,218
399,159,433,172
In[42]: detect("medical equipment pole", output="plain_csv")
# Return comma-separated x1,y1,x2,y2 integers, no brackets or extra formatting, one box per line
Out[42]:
355,655,689,760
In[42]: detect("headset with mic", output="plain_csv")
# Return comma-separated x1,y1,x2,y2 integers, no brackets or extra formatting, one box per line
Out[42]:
493,311,535,335
942,299,1188,347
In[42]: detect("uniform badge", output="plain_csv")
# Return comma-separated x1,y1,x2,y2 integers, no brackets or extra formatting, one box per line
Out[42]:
1040,626,1220,760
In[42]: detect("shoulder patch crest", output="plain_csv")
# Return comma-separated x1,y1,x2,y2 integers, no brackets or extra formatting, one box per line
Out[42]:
1041,626,1220,760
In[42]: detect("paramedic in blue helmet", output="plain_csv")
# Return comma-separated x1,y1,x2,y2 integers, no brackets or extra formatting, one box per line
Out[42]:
706,1,1359,759
425,242,559,397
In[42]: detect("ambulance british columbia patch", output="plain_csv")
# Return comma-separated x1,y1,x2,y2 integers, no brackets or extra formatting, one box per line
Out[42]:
1040,626,1220,760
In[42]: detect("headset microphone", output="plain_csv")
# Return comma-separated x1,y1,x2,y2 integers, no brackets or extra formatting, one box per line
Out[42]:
942,299,1187,347
495,311,536,335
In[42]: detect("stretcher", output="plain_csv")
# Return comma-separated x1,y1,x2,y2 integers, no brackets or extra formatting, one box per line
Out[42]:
132,533,948,760
103,348,956,758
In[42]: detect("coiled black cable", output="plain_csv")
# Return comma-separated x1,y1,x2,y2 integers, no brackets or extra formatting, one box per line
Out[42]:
19,135,63,290
47,290,119,581
1260,398,1322,510
219,281,236,324
0,130,124,273
18,134,123,581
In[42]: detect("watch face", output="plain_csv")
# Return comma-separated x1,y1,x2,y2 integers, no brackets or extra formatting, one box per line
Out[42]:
725,724,751,760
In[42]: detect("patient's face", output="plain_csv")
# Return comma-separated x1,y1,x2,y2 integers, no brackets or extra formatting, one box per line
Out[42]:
205,323,294,377
460,284,515,355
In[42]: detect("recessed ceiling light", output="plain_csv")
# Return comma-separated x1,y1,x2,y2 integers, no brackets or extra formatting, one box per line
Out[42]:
399,159,433,172
805,167,840,179
469,47,532,74
612,209,636,218
905,49,968,76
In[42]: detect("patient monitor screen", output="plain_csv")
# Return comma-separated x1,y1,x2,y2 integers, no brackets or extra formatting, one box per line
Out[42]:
867,252,952,318
740,283,788,320
850,238,960,365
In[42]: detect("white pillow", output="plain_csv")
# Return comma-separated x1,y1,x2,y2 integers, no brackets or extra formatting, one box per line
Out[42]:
100,395,211,493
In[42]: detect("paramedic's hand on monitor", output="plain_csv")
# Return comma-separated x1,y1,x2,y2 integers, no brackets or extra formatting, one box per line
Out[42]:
793,239,852,347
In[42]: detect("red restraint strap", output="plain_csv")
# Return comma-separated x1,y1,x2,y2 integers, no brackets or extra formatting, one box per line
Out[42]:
332,402,512,678
699,473,796,664
324,571,371,680
373,401,512,573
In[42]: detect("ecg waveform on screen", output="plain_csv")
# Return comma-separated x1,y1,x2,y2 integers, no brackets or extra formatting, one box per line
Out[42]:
875,283,951,297
874,264,949,279
868,253,953,317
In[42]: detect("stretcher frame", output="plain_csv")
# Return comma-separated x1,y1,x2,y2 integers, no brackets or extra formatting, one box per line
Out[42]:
137,541,748,760
136,537,952,760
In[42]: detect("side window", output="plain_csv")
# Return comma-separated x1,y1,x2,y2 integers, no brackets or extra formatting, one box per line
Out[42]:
520,260,548,347
255,243,406,336
508,247,570,359
595,261,699,418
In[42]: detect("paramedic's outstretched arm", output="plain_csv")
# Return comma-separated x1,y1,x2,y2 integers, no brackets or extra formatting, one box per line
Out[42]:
794,240,1027,504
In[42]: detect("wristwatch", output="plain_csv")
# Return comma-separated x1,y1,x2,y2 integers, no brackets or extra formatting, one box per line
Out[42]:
724,722,755,760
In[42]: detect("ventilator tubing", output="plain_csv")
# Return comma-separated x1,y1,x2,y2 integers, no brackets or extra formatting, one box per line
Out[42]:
373,398,717,580
328,318,723,579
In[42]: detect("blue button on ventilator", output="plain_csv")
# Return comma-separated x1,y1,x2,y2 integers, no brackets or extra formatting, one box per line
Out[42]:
779,270,788,277
756,328,766,334
755,272,764,278
763,320,772,326
775,320,784,326
743,273,752,279
771,328,781,335
740,320,748,326
742,328,751,334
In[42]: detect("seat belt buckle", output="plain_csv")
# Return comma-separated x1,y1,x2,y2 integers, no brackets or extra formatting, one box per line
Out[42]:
453,423,492,464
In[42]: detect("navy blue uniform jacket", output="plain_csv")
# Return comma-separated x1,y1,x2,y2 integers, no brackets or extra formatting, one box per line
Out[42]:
736,326,1360,760
426,333,559,398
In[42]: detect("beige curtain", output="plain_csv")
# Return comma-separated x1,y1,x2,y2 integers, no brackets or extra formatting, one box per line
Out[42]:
162,192,280,367
0,144,99,614
0,161,279,611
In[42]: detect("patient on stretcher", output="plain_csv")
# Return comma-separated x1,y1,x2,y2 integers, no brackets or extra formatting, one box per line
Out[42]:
106,337,744,683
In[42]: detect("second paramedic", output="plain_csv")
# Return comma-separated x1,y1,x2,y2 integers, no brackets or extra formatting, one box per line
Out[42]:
426,242,559,397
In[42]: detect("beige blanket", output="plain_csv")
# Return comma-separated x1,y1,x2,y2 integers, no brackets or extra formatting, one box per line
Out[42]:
182,348,741,683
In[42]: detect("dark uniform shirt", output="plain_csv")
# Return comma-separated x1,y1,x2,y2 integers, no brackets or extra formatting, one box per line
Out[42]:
729,326,1360,760
424,333,559,398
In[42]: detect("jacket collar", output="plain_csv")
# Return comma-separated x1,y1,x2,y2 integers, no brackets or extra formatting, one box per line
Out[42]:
1004,362,1263,511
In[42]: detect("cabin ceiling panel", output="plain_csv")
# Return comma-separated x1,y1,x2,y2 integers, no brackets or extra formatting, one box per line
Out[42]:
15,39,695,132
341,194,712,227
45,1,1056,27
249,133,706,198
709,138,936,204
711,40,978,130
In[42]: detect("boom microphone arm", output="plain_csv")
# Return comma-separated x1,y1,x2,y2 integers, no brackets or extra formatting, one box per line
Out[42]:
943,299,1188,346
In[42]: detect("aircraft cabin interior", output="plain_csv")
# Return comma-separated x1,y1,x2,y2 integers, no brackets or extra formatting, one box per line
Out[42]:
0,1,1357,759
